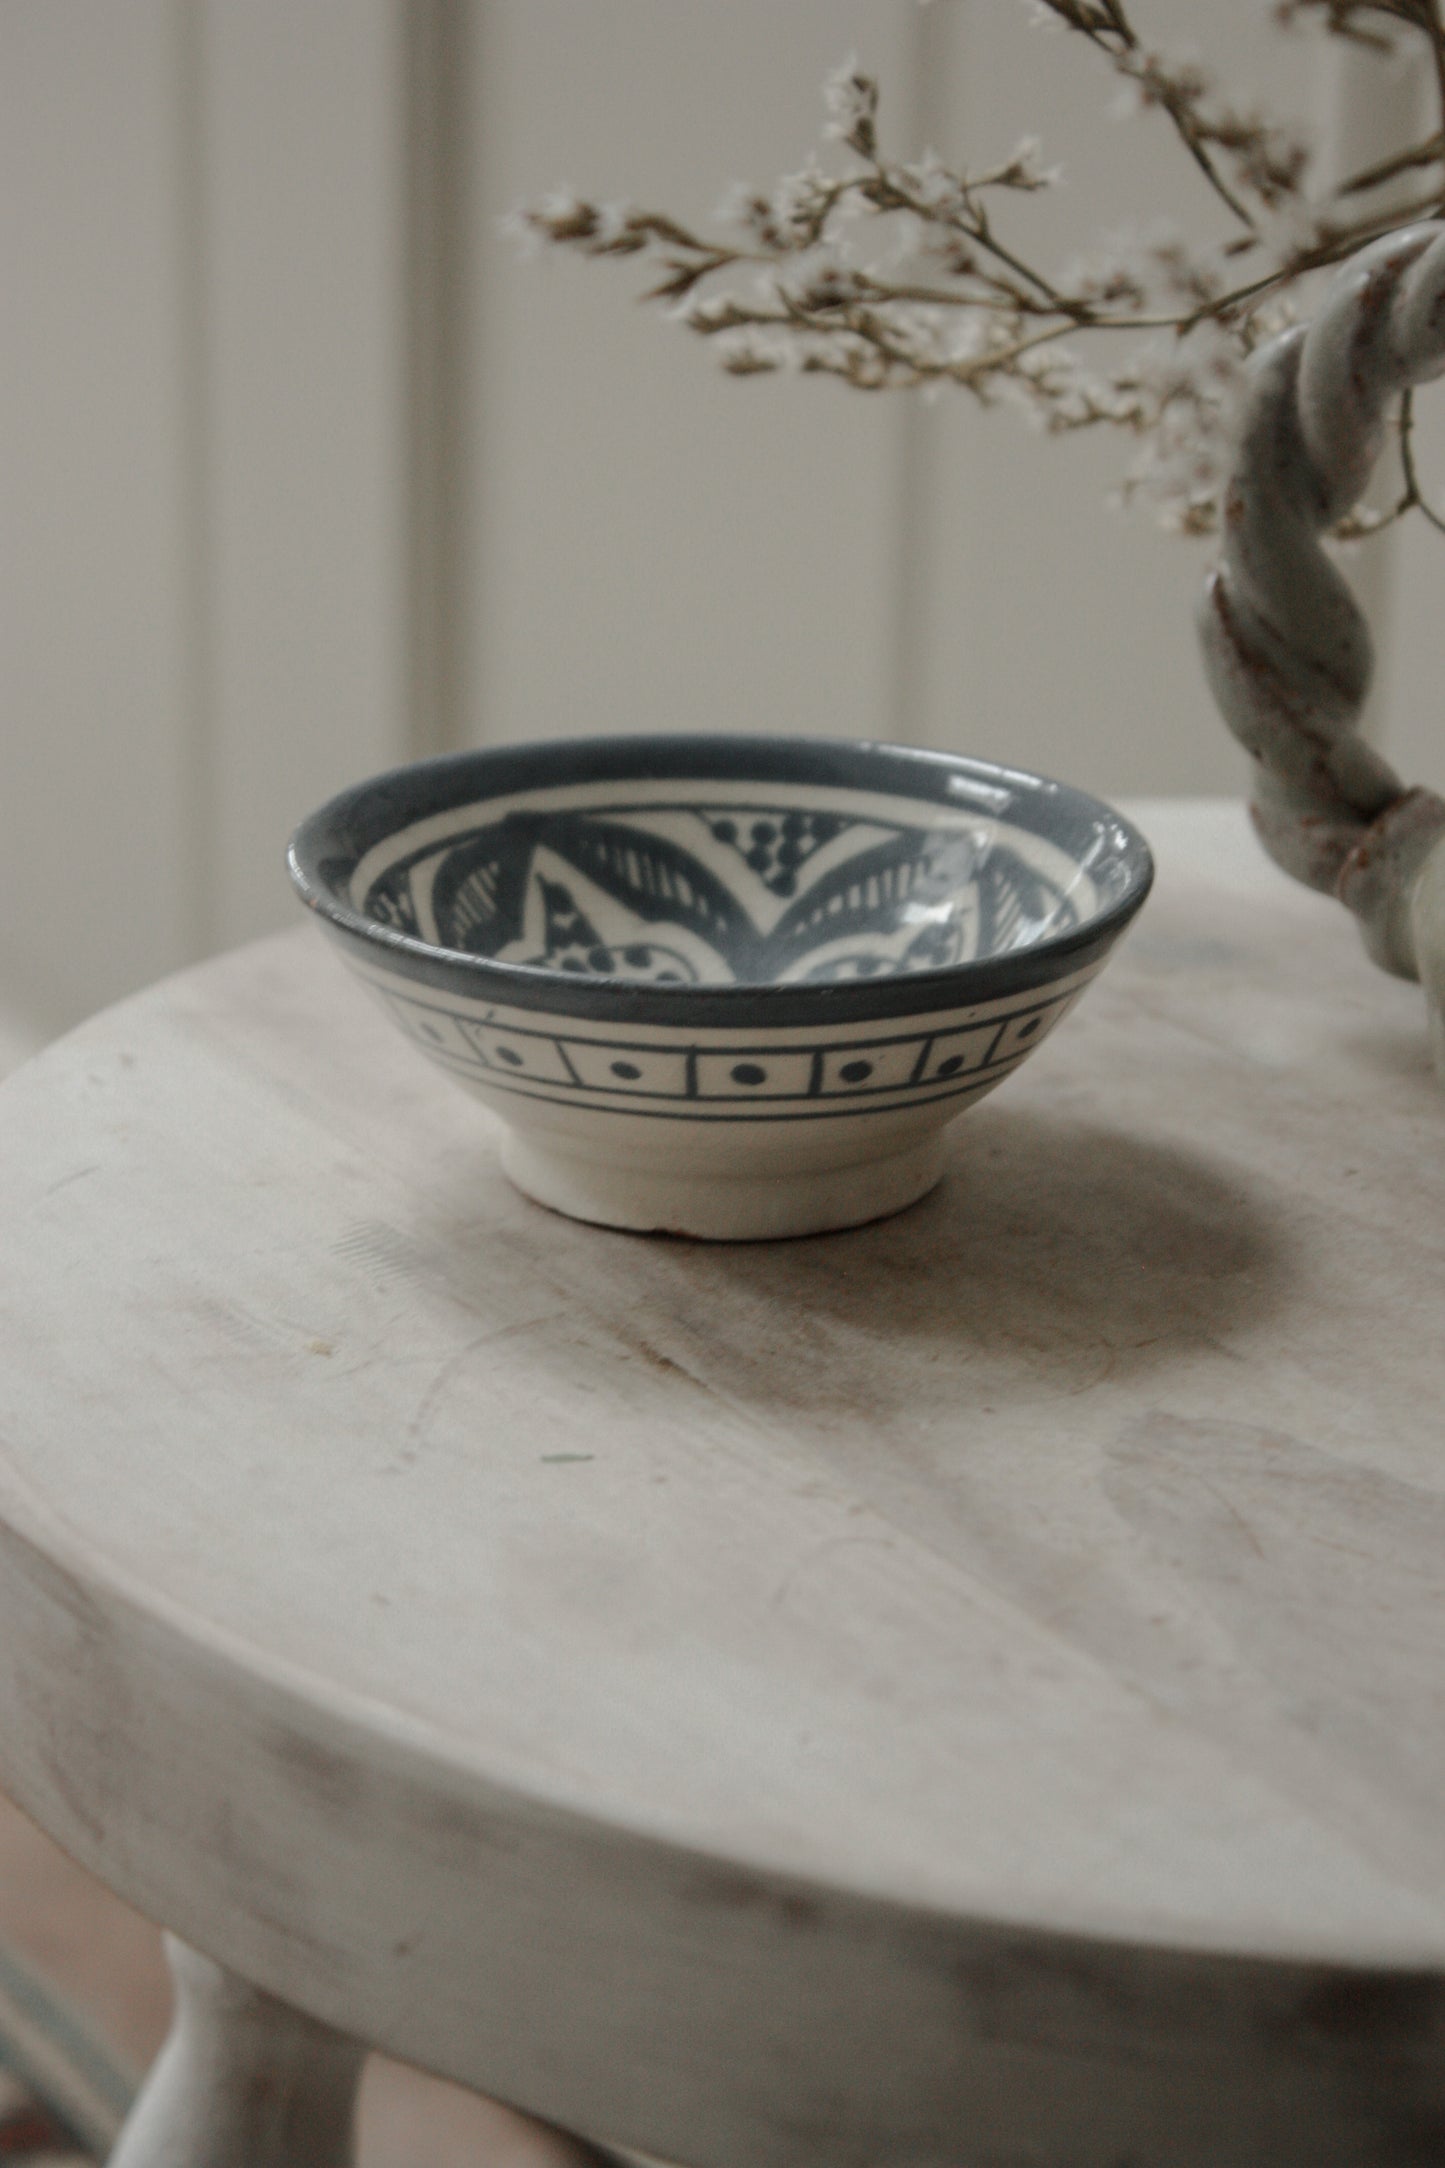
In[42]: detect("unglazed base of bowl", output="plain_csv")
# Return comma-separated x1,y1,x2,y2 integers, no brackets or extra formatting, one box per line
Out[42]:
499,1126,947,1240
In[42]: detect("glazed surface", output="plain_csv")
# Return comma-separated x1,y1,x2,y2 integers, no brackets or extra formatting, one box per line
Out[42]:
350,779,1098,988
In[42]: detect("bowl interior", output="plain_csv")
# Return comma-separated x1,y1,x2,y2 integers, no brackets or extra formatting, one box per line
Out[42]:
343,767,1120,990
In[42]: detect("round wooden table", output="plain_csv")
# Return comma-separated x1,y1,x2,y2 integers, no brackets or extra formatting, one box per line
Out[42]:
0,802,1443,2168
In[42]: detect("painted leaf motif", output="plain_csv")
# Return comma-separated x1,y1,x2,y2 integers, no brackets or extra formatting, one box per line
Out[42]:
361,800,1081,985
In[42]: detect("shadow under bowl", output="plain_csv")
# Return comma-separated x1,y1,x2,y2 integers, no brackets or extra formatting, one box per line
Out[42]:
288,734,1153,1239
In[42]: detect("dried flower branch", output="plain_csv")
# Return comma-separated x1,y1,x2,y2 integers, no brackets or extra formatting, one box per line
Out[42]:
511,3,1445,538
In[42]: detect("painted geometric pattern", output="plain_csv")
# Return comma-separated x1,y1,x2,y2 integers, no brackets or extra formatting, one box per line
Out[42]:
360,798,1082,987
376,982,1084,1118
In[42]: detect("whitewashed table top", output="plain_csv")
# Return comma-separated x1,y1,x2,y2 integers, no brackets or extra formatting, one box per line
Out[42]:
1,797,1440,1958
2,801,1445,2166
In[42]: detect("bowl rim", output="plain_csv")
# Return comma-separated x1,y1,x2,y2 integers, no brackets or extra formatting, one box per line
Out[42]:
287,733,1154,1028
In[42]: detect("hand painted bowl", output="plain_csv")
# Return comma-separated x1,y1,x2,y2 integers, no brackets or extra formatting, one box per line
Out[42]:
288,735,1153,1239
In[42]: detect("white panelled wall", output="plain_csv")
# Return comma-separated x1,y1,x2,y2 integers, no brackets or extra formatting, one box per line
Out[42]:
2,2,1436,1041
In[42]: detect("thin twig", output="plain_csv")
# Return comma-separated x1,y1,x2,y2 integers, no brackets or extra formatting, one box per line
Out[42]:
1399,384,1445,532
1339,130,1445,195
1035,0,1262,229
515,11,1445,539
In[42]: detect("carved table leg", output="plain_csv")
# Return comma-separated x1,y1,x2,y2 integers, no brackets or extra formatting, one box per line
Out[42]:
108,1935,365,2168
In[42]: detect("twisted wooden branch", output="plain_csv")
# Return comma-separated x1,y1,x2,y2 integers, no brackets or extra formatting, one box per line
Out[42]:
1198,223,1445,1036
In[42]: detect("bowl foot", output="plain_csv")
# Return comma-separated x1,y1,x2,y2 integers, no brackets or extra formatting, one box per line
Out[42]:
499,1128,947,1241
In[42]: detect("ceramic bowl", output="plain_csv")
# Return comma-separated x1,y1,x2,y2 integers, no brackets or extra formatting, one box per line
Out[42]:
289,735,1153,1239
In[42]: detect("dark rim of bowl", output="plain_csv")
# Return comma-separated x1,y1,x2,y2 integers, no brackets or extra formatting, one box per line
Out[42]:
287,734,1154,1028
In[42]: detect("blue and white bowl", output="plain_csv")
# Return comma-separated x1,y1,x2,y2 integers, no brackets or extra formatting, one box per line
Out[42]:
289,736,1152,1238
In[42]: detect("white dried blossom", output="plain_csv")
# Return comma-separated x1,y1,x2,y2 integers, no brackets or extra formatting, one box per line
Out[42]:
773,164,834,243
1108,46,1211,125
1146,231,1228,309
504,190,650,260
802,329,884,374
939,313,1000,368
716,327,792,376
591,200,635,248
772,244,872,314
1060,235,1149,313
717,168,824,251
1245,293,1301,345
1062,221,1226,314
679,293,750,333
1128,45,1214,112
715,179,762,232
1002,136,1063,190
993,358,1071,430
1111,320,1248,530
1140,324,1241,415
1257,187,1335,261
822,55,879,155
1233,113,1311,203
530,189,592,237
1022,347,1120,428
1122,419,1231,532
901,150,973,220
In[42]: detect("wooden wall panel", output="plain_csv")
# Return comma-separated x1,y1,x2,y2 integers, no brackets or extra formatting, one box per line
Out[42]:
1,1,418,1021
198,0,413,949
0,1,196,1029
458,1,922,755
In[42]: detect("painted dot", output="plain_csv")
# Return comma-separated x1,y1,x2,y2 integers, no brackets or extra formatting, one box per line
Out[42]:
588,946,616,974
751,822,777,846
494,1045,524,1067
731,1062,767,1086
711,818,737,844
1018,1016,1042,1037
624,945,652,968
839,1059,873,1084
611,1060,642,1081
935,1053,965,1079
